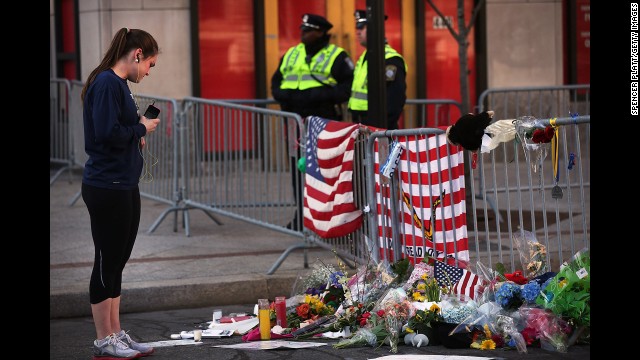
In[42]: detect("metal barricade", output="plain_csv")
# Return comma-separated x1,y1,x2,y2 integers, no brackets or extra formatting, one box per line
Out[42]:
468,115,590,272
50,78,73,185
180,97,310,273
364,116,590,274
404,99,463,128
134,95,185,233
476,84,591,222
364,128,470,267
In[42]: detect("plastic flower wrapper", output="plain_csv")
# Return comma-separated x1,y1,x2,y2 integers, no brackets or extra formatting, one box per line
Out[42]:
519,306,572,353
473,260,508,304
535,248,590,329
439,293,477,324
495,313,527,353
346,262,397,306
402,261,434,292
512,229,548,278
370,287,413,353
294,300,376,340
291,261,339,297
333,309,389,349
514,116,550,172
449,300,502,337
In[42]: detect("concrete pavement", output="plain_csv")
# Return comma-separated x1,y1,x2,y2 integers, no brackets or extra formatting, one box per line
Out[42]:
50,167,339,319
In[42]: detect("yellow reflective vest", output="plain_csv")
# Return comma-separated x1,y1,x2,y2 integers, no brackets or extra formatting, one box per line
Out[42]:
279,43,344,90
348,44,406,111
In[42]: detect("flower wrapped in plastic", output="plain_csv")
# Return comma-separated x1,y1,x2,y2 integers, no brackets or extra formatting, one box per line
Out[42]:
519,306,572,352
373,288,413,353
346,262,397,306
495,313,527,353
535,248,590,341
402,261,434,292
514,116,551,172
512,229,548,278
333,309,388,349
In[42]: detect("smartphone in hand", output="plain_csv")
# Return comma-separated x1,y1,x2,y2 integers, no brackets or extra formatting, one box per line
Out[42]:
143,104,160,119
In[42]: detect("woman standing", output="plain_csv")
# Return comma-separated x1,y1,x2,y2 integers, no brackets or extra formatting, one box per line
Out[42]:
80,28,160,359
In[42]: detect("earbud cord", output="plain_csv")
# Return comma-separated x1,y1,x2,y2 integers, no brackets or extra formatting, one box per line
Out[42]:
129,58,158,183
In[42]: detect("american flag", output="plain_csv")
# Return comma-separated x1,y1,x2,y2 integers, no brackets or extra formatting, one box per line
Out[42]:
303,116,363,238
434,259,481,300
374,131,469,265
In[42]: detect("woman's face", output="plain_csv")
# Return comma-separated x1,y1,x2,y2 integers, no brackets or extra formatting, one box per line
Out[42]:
129,54,158,83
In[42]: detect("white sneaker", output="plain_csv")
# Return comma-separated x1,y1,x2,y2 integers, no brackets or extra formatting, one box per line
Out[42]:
93,333,141,359
117,330,154,356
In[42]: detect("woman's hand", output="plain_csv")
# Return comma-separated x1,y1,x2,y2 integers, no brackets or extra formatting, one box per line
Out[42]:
140,115,160,134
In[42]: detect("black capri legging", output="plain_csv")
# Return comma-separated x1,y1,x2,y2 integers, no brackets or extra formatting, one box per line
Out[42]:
81,183,141,304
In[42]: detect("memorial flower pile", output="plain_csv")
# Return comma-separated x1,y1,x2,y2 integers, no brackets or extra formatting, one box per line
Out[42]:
252,245,589,354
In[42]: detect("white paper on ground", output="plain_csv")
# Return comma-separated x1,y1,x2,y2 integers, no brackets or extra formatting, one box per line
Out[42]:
367,355,503,360
179,329,234,339
138,339,205,348
208,317,259,335
214,340,328,350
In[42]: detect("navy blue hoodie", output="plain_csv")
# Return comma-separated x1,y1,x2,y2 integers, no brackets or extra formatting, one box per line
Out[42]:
82,69,147,189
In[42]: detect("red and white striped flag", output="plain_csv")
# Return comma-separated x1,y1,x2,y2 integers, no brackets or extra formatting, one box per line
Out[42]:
434,259,481,300
303,116,363,238
374,131,469,265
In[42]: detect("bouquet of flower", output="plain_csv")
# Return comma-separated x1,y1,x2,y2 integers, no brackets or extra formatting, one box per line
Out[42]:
292,262,347,309
402,261,434,291
376,288,413,353
346,262,397,306
519,306,572,352
514,116,551,171
407,273,441,302
333,309,388,349
535,248,590,330
469,324,499,350
294,300,376,339
513,229,548,278
494,281,524,311
286,294,336,329
404,302,443,345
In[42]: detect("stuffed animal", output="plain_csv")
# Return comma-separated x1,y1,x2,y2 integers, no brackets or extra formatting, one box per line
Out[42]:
446,110,494,151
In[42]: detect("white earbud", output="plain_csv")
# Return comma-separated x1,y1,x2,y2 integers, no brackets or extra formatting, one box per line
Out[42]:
135,58,139,63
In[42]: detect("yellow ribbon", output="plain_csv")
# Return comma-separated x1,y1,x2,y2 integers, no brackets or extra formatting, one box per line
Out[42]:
550,118,559,182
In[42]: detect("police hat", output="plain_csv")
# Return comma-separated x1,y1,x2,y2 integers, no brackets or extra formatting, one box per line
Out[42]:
300,13,333,32
354,9,388,29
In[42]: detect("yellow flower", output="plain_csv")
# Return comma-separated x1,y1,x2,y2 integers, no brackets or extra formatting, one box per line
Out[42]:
483,324,491,338
417,283,426,291
480,339,496,350
420,273,428,280
470,342,481,349
429,303,440,313
412,292,426,302
559,279,568,289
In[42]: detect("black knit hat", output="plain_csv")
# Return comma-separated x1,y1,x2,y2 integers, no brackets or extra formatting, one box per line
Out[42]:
300,13,333,32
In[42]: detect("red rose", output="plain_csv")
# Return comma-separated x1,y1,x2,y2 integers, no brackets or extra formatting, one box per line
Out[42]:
521,327,538,345
531,126,554,143
376,310,385,317
491,334,505,348
296,303,310,319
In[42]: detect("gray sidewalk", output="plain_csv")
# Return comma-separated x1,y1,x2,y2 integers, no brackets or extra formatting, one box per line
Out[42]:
50,168,339,319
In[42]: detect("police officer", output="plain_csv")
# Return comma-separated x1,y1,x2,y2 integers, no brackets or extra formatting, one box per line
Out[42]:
271,13,355,120
348,9,407,130
271,14,354,230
